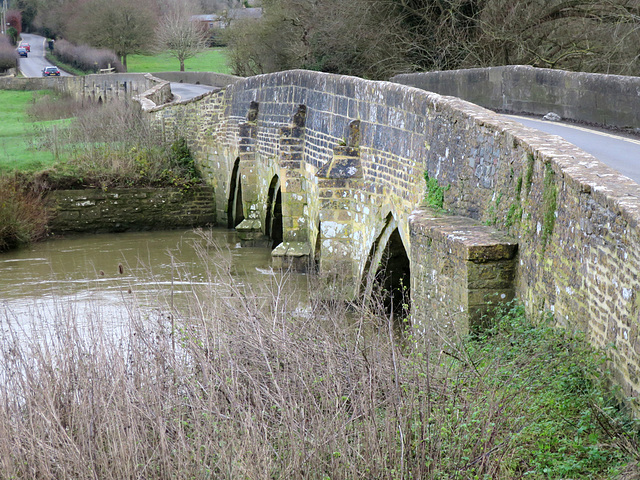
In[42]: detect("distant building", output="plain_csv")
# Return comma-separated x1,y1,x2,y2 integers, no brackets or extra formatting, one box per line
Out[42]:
191,8,262,30
191,14,224,30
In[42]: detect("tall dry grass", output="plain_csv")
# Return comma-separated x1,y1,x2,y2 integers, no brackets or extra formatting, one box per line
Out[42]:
0,231,637,479
27,91,85,121
34,98,198,189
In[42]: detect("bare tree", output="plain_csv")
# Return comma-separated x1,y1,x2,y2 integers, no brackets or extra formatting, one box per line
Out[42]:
224,0,640,79
156,2,208,71
75,0,158,70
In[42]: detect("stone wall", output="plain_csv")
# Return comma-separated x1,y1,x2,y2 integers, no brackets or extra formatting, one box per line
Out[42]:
392,65,640,130
142,69,640,412
151,71,242,87
0,73,162,103
46,187,216,234
410,207,518,335
135,77,173,110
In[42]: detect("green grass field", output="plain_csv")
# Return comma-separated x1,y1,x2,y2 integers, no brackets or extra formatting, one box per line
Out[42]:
0,90,66,174
126,48,231,74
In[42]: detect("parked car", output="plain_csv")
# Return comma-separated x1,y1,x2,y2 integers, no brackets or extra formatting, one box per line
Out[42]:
42,66,61,76
19,43,30,52
17,47,28,57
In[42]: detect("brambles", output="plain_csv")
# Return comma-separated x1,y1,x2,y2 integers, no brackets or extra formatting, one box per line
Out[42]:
0,176,49,251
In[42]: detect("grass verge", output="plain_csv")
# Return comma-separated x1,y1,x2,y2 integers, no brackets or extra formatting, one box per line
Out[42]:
126,48,231,74
0,90,68,173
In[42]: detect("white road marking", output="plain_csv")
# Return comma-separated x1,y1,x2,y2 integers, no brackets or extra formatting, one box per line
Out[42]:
507,114,640,146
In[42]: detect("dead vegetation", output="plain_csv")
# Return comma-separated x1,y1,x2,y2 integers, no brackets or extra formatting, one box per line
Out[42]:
0,231,637,479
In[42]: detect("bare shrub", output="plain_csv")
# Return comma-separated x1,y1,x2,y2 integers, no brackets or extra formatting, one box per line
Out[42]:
0,232,636,478
26,91,84,121
0,35,18,72
35,99,199,189
0,176,49,251
53,39,124,73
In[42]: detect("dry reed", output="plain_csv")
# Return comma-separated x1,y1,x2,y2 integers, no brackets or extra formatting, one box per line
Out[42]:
0,230,637,479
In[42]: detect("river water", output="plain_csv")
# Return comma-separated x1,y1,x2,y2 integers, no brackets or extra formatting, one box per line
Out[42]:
0,228,310,338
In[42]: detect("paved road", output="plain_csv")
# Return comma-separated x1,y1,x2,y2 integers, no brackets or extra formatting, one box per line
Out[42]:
19,34,213,101
18,33,71,78
505,115,640,184
169,82,216,101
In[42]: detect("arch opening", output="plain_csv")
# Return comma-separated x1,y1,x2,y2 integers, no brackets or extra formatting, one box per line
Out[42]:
265,176,283,249
361,217,411,323
227,157,244,229
379,228,411,320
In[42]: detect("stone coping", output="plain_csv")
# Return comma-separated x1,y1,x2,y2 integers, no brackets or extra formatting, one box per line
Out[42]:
410,207,518,262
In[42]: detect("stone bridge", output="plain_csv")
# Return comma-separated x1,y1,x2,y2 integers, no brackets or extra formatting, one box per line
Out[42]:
142,67,640,411
4,66,636,409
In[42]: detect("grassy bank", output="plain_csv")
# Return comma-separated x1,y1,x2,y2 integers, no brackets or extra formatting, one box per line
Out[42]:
0,242,637,480
0,92,200,251
0,90,67,173
45,49,231,75
127,48,230,74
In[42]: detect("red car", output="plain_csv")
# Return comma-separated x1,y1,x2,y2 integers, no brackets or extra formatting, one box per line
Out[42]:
42,66,61,76
20,43,31,52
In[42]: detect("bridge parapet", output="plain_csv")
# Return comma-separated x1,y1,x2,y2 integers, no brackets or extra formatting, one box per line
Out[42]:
0,73,162,104
392,65,640,131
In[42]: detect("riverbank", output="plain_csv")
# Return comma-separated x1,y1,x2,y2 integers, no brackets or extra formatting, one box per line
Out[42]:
46,186,215,234
0,90,209,251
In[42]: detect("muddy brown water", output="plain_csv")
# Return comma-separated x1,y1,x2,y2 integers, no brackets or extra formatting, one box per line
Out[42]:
0,228,310,337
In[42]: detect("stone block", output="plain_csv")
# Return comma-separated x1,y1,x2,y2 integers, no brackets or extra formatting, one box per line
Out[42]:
271,241,312,272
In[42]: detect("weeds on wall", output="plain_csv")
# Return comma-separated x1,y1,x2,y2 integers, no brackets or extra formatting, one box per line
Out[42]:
485,192,502,226
541,162,558,248
525,152,535,195
0,233,636,479
424,171,449,210
505,175,524,228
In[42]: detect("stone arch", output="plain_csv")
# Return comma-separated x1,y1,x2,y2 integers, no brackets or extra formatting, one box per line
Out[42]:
265,175,283,249
361,213,411,321
227,157,244,228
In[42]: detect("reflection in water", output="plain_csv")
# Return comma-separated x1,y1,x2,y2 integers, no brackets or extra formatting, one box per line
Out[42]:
0,228,309,336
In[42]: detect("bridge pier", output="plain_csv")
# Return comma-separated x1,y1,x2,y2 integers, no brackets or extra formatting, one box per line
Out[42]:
270,105,313,269
235,101,268,246
409,207,518,337
315,122,364,294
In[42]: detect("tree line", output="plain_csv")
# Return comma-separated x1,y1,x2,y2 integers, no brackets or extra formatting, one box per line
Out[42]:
225,0,640,79
7,0,640,78
7,0,243,70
